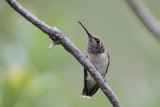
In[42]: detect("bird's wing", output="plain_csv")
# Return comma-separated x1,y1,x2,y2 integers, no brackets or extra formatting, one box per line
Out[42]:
105,51,110,75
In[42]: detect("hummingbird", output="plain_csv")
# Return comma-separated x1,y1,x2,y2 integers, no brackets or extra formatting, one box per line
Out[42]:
78,21,110,98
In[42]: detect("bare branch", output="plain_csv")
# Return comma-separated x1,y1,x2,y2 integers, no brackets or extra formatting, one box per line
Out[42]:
5,0,121,106
127,0,160,39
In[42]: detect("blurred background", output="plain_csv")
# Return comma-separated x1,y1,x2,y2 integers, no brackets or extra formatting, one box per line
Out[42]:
0,0,160,107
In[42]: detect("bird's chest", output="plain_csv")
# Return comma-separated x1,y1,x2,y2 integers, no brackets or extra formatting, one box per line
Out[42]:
88,53,109,76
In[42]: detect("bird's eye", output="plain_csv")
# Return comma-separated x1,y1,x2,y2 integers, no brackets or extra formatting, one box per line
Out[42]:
95,39,100,44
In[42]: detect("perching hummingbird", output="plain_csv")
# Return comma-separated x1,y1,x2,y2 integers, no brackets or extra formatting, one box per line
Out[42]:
78,21,110,98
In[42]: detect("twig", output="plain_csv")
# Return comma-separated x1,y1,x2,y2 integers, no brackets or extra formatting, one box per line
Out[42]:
127,0,160,39
5,0,121,106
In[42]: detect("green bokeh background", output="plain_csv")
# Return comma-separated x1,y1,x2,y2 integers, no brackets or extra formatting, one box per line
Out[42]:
0,0,160,107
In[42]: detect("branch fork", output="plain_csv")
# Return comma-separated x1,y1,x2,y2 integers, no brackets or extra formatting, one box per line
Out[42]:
48,27,61,49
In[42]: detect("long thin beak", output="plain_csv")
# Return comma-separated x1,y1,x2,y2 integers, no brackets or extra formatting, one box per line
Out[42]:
78,21,92,37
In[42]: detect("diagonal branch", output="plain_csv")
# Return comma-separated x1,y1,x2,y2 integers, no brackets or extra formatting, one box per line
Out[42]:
5,0,121,107
127,0,160,39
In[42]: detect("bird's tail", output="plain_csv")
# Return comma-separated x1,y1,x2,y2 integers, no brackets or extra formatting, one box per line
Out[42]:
82,84,99,98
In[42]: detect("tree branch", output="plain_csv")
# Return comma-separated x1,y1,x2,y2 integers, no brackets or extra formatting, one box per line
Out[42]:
6,0,121,106
127,0,160,39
